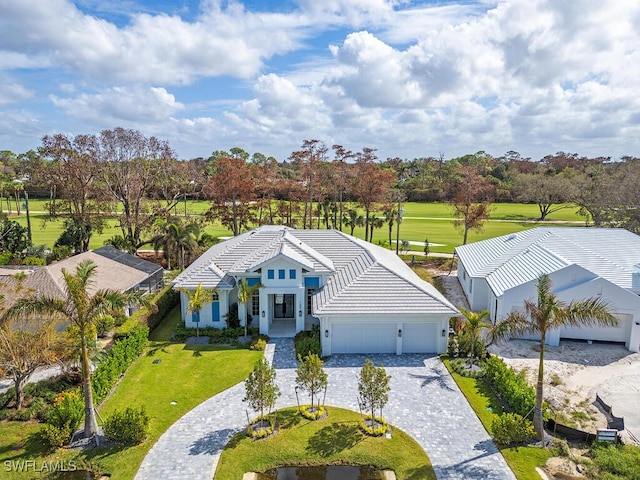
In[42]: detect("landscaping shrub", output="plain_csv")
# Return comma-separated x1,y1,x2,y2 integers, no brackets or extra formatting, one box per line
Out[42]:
450,358,485,378
40,390,84,450
491,413,535,445
588,443,640,480
294,326,321,358
92,325,148,404
96,314,116,337
145,285,179,331
22,256,46,266
103,406,150,445
250,338,267,351
300,405,326,420
484,355,538,418
360,414,389,437
0,252,12,265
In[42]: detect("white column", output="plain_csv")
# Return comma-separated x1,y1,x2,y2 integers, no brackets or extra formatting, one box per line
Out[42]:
259,289,269,334
296,287,306,332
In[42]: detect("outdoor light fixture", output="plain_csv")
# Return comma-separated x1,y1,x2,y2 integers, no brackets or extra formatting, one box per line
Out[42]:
442,329,446,337
325,329,329,338
398,329,402,338
261,311,265,317
299,309,302,317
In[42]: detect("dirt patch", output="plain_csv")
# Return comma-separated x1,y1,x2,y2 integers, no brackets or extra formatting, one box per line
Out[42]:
489,339,640,438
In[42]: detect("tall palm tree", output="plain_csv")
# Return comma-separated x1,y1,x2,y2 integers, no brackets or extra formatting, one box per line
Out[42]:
152,220,200,270
458,308,491,367
180,283,215,337
3,260,130,444
495,274,617,442
237,279,262,339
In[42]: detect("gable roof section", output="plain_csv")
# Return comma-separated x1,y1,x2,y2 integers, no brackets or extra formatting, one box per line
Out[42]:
456,227,640,294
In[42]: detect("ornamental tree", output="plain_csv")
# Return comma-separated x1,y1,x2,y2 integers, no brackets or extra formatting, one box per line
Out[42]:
295,353,328,412
243,358,280,420
358,359,391,423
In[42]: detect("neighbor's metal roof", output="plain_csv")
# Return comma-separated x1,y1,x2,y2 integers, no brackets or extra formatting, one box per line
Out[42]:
456,227,640,293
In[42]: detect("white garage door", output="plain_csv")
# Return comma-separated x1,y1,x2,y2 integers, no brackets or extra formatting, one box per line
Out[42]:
402,323,438,353
561,314,631,343
332,323,397,354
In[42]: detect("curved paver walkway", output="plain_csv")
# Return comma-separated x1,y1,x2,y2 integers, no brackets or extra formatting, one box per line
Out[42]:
136,339,515,480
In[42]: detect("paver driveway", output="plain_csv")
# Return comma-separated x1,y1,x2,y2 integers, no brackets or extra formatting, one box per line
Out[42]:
135,339,515,480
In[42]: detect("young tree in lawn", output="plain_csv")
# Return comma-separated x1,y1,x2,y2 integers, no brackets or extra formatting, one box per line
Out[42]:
243,357,280,421
180,283,215,338
449,166,494,245
236,279,262,339
295,354,328,413
358,359,391,424
0,310,63,409
494,274,617,442
423,237,430,257
3,260,131,444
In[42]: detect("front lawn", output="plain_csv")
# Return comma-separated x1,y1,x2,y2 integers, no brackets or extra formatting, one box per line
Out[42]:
214,406,435,480
0,308,262,480
443,359,553,480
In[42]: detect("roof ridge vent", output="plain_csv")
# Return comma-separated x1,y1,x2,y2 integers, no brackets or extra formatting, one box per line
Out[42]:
507,234,517,241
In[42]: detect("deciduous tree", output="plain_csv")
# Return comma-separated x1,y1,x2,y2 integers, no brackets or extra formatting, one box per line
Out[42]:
295,354,328,412
243,357,280,420
358,359,391,423
449,167,494,245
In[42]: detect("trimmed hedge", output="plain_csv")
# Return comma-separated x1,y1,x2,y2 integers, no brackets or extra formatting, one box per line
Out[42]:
113,284,179,338
92,325,148,404
484,355,539,419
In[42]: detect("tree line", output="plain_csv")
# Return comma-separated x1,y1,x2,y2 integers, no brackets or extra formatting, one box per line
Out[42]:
1,129,640,264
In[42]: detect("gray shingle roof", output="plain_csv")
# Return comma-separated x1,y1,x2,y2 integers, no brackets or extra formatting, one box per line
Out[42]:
456,227,640,295
174,226,458,317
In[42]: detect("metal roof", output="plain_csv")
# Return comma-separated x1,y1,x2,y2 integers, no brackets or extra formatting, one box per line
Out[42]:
456,227,640,294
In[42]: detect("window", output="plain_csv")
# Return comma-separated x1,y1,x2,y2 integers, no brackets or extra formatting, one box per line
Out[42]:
251,290,260,317
278,269,285,279
307,288,317,315
267,269,274,279
211,292,219,301
289,269,296,279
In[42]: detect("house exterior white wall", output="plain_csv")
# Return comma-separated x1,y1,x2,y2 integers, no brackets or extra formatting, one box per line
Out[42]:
457,262,489,311
498,267,640,352
318,313,450,356
181,289,230,329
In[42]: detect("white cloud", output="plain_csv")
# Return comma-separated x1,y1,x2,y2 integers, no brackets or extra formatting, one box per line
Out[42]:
50,86,184,124
0,81,34,106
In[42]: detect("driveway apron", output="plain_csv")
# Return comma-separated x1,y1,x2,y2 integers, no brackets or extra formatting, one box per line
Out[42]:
135,338,515,480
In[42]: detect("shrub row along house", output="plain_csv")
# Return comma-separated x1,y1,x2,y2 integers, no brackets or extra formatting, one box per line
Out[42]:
172,226,458,355
456,227,640,352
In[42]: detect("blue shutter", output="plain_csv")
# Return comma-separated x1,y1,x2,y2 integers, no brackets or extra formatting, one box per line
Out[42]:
247,278,260,287
289,269,296,279
212,302,220,323
278,269,285,279
192,311,200,323
267,269,275,279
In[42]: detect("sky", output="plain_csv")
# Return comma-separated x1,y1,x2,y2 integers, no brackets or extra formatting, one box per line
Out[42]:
1,0,639,162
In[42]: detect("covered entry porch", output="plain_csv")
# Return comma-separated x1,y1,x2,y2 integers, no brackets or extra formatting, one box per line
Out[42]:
258,287,313,337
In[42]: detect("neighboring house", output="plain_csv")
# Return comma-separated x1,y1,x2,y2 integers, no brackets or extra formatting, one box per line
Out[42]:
94,245,164,293
455,227,640,352
0,250,161,314
172,225,458,356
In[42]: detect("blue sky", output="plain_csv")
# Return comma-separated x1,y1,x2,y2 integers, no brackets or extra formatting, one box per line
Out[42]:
1,0,639,162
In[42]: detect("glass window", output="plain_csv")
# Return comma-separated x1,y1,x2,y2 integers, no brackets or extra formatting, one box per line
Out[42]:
278,269,285,279
251,290,260,317
307,288,317,315
289,269,296,279
267,269,274,279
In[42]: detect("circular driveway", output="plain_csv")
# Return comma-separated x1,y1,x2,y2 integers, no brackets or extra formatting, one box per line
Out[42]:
135,339,515,480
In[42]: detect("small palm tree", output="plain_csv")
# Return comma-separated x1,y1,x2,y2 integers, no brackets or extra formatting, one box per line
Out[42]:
237,279,262,339
495,274,617,442
458,308,491,367
3,260,131,444
180,283,215,338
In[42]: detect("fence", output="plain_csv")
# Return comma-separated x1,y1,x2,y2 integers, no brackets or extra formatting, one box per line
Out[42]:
595,393,625,431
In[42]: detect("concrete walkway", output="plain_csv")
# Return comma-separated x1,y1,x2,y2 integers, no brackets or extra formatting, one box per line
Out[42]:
136,339,515,480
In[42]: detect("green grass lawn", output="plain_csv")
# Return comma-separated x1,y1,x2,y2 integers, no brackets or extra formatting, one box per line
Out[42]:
0,308,262,480
443,359,553,480
214,406,435,480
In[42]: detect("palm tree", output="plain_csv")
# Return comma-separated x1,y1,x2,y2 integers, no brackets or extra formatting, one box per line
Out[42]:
237,279,262,339
495,274,617,442
458,308,491,367
3,260,130,444
152,219,200,270
180,283,215,337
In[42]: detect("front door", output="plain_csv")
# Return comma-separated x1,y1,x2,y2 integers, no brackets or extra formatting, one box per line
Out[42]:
274,294,294,319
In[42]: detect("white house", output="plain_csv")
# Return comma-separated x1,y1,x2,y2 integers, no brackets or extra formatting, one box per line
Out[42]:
455,227,640,352
172,226,458,356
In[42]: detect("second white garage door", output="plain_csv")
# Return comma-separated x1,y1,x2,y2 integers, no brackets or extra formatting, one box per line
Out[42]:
402,323,438,353
332,323,397,354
